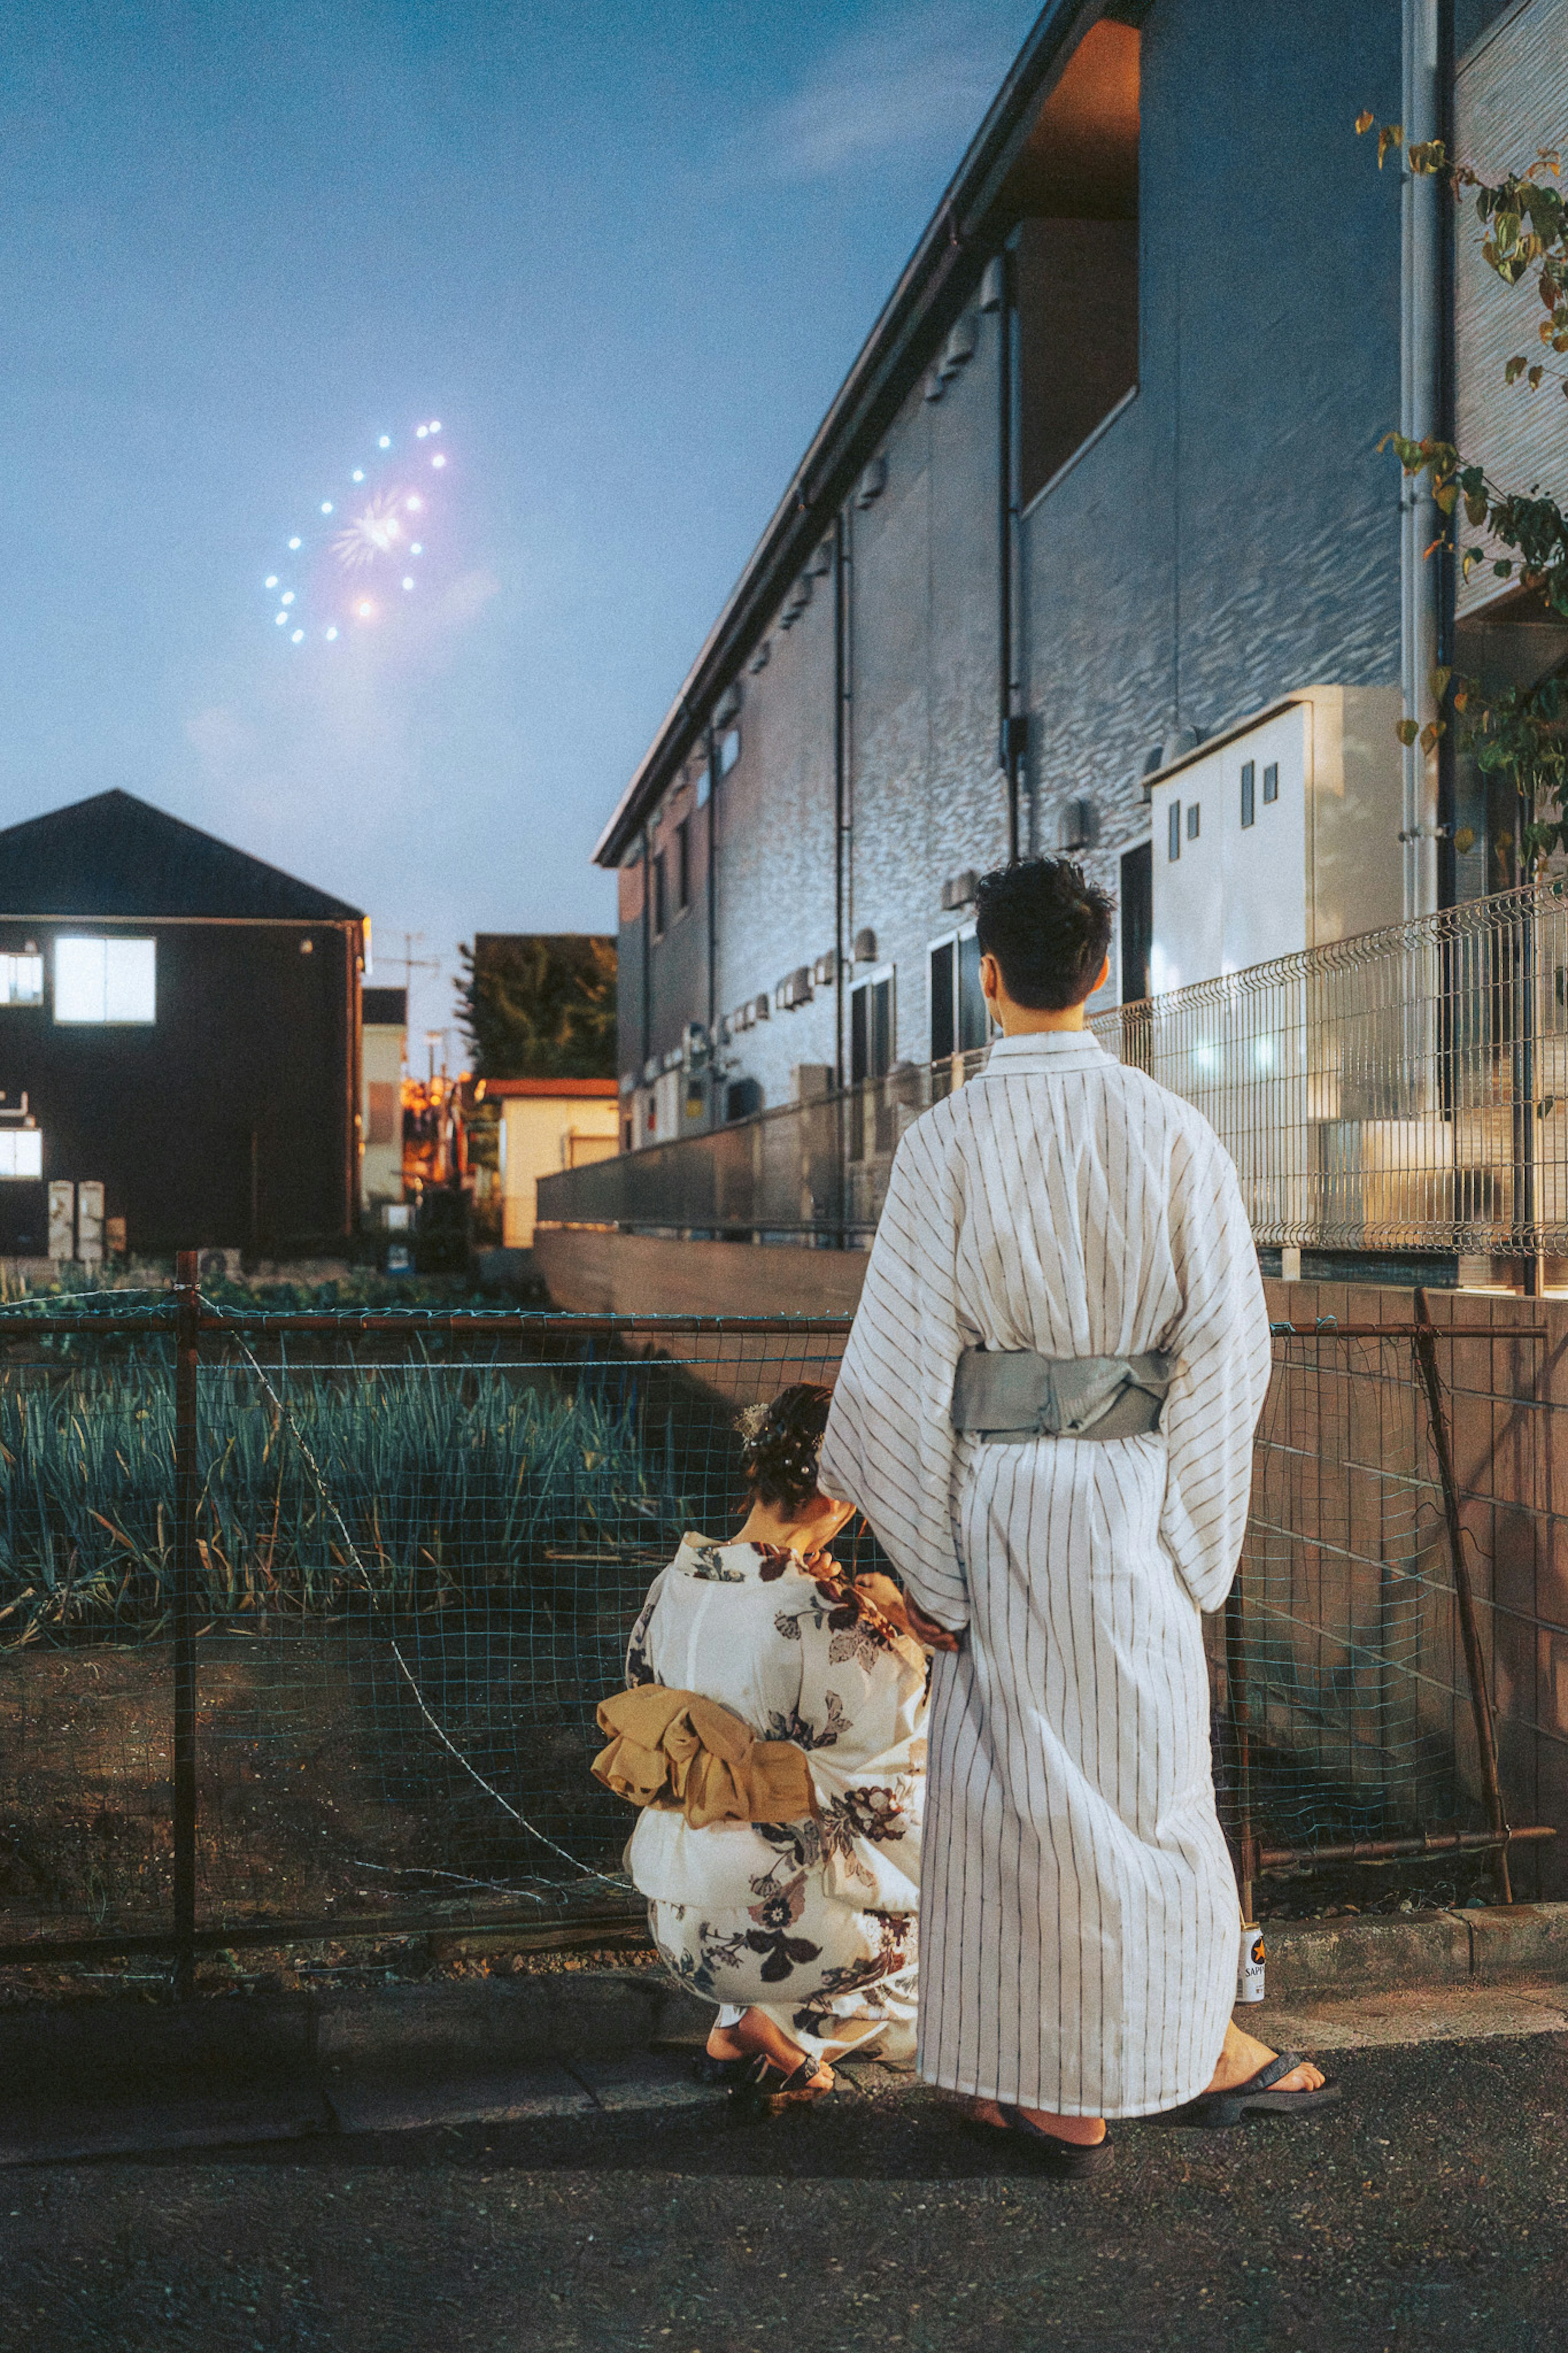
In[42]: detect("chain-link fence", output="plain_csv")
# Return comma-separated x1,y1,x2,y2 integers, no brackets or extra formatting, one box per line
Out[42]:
0,1276,1560,1976
1215,1302,1561,1906
0,1278,852,1974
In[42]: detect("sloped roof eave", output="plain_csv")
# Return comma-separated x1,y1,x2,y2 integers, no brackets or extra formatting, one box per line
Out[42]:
591,0,1101,870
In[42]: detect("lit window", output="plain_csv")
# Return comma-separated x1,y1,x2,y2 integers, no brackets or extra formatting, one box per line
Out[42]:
54,937,156,1024
0,1129,42,1178
0,956,43,1006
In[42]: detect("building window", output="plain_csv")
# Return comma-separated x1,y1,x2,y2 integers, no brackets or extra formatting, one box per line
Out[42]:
651,852,668,939
1168,803,1181,861
718,728,741,777
54,936,156,1024
366,1082,398,1147
929,928,988,1061
850,969,894,1084
1240,762,1256,829
1263,761,1279,805
0,1129,42,1179
0,955,43,1006
1185,803,1200,841
675,818,691,913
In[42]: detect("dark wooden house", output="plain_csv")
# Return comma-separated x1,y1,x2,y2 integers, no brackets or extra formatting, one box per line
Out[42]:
0,790,365,1259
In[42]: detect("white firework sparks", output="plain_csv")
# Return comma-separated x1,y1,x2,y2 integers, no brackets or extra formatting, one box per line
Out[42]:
331,490,408,573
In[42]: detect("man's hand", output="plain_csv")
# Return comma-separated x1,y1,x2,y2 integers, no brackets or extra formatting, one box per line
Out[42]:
901,1592,963,1653
855,1572,962,1653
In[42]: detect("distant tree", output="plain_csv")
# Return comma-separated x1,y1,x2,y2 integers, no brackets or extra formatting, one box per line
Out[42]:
1359,117,1568,856
456,934,617,1079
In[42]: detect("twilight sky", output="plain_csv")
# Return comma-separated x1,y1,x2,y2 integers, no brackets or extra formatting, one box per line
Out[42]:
2,0,1040,1049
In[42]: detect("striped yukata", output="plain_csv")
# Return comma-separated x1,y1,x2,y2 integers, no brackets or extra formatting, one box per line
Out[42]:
818,1029,1272,2118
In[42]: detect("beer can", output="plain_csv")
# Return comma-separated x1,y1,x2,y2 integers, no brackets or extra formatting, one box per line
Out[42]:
1236,1921,1266,2005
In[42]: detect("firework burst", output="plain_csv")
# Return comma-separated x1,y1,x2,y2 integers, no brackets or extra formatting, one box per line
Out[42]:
261,421,452,645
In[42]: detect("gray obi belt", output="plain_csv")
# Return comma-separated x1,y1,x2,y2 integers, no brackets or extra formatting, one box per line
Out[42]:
950,1346,1176,1442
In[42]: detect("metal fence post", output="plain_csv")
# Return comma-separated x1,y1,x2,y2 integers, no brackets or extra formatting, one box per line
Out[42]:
1412,1294,1513,1901
172,1249,200,1995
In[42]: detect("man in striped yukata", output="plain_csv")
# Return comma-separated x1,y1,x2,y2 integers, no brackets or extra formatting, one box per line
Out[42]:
820,858,1338,2172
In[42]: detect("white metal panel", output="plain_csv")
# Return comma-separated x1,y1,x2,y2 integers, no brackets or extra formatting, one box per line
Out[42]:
1147,707,1309,995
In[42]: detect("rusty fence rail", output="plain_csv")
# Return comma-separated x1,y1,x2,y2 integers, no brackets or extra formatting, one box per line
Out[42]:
0,1268,1562,1983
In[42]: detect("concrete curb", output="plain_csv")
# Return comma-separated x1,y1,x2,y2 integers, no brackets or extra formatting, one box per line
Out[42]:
1258,1903,1568,1995
2,1903,1565,2163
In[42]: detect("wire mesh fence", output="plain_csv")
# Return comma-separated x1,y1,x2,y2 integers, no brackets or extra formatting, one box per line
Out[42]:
0,1283,853,1967
0,1274,1562,1974
1214,1306,1562,1905
544,878,1568,1259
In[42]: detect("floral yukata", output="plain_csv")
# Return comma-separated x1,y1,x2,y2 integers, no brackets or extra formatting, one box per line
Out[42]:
623,1534,927,2066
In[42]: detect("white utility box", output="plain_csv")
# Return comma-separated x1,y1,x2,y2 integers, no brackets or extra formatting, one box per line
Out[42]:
1145,687,1405,997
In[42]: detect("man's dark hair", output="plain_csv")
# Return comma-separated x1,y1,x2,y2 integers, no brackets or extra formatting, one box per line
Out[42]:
973,858,1115,1012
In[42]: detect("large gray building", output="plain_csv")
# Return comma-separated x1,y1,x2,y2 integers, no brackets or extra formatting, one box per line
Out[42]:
593,0,1568,1157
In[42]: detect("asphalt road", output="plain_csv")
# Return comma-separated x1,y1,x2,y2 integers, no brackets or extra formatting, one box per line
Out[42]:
2,2034,1565,2353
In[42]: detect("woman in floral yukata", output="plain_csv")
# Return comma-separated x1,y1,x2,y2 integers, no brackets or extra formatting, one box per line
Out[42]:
621,1383,953,2111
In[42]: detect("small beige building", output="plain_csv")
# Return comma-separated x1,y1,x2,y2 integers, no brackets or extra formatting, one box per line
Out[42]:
488,1077,618,1249
360,986,407,1213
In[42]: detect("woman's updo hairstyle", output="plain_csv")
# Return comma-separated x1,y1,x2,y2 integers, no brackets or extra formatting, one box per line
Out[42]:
736,1383,834,1515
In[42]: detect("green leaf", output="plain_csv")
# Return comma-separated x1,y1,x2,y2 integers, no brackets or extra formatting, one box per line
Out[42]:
1396,718,1420,745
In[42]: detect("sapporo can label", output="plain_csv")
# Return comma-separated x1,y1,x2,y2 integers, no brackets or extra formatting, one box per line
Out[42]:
1236,1923,1266,2004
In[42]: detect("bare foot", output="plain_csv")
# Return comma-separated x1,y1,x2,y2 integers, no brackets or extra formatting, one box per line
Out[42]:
1204,2018,1325,2097
970,2099,1107,2146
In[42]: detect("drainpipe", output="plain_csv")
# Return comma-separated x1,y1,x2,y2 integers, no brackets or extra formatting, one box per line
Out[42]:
1400,0,1442,922
706,724,718,1128
833,507,851,1092
996,234,1026,862
639,821,652,1140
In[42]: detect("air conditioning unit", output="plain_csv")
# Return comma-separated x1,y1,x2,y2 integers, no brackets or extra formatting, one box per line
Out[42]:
923,367,944,403
940,869,979,912
852,926,878,964
855,457,887,509
1058,798,1098,853
978,254,1006,312
751,992,771,1022
681,1020,709,1064
806,538,833,577
775,967,813,1011
713,682,742,727
748,639,771,673
812,951,838,986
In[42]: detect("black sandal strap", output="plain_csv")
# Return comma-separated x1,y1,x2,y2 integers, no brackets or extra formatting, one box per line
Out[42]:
1246,2050,1305,2094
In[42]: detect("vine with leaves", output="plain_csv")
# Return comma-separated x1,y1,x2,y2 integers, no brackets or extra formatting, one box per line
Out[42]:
1357,113,1568,864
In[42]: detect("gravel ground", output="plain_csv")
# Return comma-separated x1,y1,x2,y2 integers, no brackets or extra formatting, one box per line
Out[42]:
2,2033,1566,2352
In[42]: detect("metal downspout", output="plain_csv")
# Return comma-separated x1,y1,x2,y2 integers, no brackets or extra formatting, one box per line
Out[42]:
640,821,652,1129
999,233,1024,862
834,508,850,1094
706,725,718,1128
1401,0,1443,921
